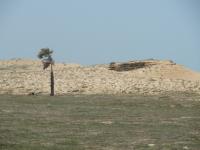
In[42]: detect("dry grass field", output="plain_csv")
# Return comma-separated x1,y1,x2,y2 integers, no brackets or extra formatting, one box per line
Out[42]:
0,93,200,150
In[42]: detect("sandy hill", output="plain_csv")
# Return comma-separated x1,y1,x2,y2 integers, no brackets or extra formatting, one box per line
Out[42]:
0,59,200,95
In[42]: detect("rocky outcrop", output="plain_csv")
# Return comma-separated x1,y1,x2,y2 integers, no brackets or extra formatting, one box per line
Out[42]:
0,59,200,95
109,59,176,71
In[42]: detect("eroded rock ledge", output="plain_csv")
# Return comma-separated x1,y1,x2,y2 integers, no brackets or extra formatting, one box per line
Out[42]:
0,59,200,95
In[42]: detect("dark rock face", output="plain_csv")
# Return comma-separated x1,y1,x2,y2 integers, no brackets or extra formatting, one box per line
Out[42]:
109,61,152,71
109,60,176,71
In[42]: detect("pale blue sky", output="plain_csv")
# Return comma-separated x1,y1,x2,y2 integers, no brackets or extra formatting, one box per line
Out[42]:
0,0,199,70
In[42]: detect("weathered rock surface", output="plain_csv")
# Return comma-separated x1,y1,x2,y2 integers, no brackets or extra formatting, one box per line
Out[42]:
0,59,200,95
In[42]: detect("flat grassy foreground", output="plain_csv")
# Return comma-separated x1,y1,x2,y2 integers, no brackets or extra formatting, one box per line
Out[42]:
0,93,200,150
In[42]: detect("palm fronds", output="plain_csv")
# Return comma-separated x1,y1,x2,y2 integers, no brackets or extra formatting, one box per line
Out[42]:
38,48,54,70
38,48,53,59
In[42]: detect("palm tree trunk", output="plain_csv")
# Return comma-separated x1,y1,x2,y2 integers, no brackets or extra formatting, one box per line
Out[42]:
50,64,54,96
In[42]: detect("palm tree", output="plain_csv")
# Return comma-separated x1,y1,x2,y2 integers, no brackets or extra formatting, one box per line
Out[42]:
37,48,55,96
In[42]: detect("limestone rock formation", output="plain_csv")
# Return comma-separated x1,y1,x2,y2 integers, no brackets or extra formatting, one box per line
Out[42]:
0,59,200,95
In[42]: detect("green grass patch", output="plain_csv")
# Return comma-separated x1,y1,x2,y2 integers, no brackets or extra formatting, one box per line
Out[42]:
0,94,200,150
